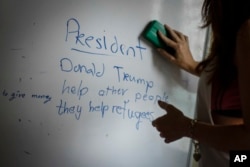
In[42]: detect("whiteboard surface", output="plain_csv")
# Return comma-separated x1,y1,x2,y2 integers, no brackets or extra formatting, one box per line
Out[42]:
0,0,206,167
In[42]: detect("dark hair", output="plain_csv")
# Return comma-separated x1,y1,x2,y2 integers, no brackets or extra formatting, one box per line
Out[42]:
196,0,250,87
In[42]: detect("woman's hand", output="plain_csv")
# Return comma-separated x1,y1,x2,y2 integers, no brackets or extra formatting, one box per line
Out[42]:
152,101,191,143
157,24,199,76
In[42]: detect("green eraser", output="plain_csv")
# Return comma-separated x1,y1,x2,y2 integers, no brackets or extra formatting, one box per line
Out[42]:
143,20,168,48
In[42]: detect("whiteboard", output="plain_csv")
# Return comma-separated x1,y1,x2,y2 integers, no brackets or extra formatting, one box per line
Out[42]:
0,0,206,167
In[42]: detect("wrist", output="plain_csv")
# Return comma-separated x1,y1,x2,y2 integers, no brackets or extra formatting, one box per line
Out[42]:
186,61,199,76
184,118,198,139
190,119,198,139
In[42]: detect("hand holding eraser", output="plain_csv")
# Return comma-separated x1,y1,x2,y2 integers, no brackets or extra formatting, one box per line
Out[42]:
142,20,168,48
142,20,175,54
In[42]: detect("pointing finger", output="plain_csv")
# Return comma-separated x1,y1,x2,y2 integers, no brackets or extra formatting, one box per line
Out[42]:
158,100,169,112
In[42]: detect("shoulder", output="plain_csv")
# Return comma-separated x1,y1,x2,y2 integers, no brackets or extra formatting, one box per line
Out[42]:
236,19,250,51
236,19,250,66
237,19,250,38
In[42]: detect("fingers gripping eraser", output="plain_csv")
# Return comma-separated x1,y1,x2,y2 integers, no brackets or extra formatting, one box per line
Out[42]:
143,20,168,48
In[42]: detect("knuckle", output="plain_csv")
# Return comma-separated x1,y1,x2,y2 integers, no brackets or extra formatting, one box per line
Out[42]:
175,43,182,50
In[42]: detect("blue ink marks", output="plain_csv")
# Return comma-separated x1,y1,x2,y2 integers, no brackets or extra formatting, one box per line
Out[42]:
65,18,147,60
89,100,109,118
60,57,105,77
98,86,128,97
112,100,154,130
87,100,154,130
31,94,52,104
135,91,168,104
136,39,147,60
56,99,82,120
113,66,154,93
61,79,88,100
8,90,26,101
2,89,52,104
127,108,154,130
66,18,80,43
112,100,130,119
2,89,8,97
71,48,112,56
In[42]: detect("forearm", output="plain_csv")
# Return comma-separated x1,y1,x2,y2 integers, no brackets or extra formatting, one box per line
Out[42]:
186,120,250,152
